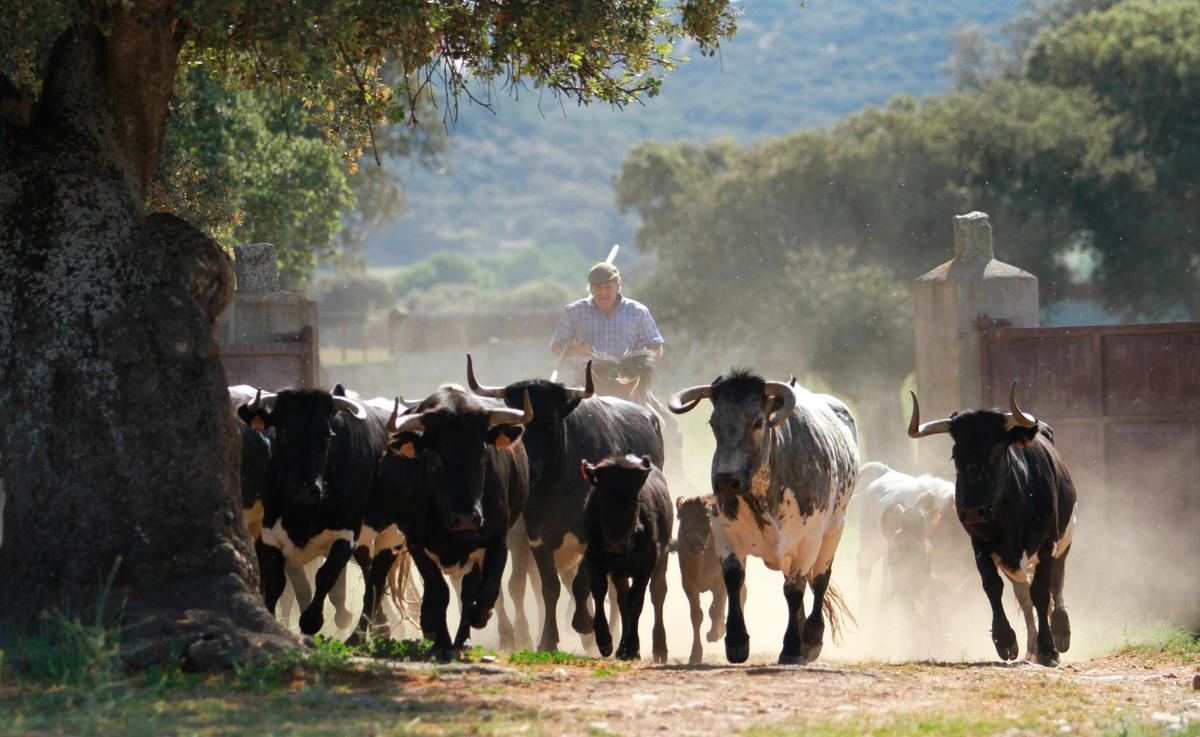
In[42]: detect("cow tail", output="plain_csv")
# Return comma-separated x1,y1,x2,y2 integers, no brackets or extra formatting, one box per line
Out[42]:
387,545,423,628
822,580,857,646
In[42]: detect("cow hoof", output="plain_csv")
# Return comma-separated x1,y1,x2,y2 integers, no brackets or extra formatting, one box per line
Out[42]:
1051,609,1071,653
572,610,594,635
537,637,559,653
992,626,1019,661
616,645,640,661
596,632,613,658
433,646,459,663
778,653,804,666
653,650,667,664
299,609,324,636
334,610,354,629
706,627,723,643
689,647,703,665
800,639,823,663
468,605,491,630
1035,649,1060,668
499,634,516,652
725,638,750,664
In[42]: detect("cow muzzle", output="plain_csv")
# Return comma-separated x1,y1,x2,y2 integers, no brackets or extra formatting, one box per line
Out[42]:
713,471,747,498
957,505,994,525
447,509,484,531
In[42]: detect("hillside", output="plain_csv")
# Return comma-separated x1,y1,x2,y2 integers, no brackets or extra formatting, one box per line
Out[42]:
364,1,1021,267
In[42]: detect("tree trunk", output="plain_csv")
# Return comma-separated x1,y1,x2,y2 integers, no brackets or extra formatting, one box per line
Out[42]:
0,11,297,669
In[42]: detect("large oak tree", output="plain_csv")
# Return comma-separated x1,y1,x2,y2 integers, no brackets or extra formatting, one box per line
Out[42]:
0,0,736,669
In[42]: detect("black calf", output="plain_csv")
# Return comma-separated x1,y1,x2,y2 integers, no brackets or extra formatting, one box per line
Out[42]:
581,455,672,662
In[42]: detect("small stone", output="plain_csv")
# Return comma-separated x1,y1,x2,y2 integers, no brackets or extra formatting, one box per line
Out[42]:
481,655,497,663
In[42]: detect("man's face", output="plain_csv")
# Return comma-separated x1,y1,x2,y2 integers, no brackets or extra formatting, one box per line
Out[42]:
589,279,619,310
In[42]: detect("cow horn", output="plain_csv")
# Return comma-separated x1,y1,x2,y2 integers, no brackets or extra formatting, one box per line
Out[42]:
562,361,595,402
907,391,952,438
668,384,712,414
391,410,426,435
1005,381,1037,429
490,390,534,427
386,398,404,433
764,381,797,428
332,395,367,420
246,389,277,413
466,354,506,398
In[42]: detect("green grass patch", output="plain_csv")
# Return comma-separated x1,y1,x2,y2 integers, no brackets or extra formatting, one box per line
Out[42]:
505,649,595,666
348,636,436,661
1111,624,1200,665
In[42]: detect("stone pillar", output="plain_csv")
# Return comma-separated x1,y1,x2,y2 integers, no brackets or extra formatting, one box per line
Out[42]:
912,212,1039,469
216,243,320,388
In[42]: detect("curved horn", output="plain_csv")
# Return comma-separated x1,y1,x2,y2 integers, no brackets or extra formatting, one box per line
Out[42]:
490,390,534,427
386,398,402,434
562,361,595,402
246,389,278,413
668,384,712,414
907,391,952,438
764,381,797,428
391,410,426,436
467,354,506,398
1005,381,1037,428
332,395,367,420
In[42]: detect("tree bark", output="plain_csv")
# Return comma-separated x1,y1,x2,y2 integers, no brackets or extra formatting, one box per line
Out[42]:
0,9,297,669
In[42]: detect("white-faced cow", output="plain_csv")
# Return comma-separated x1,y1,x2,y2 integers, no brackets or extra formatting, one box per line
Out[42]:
238,388,388,636
374,385,531,660
466,355,664,653
669,370,859,664
580,454,673,662
907,383,1076,666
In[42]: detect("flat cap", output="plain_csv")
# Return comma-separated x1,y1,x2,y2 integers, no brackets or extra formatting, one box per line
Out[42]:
588,262,620,285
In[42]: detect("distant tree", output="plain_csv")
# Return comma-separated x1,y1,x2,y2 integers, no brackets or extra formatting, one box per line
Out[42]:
310,272,394,315
392,252,489,296
0,0,739,668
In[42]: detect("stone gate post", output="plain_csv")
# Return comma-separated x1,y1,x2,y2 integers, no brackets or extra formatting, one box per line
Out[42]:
912,212,1039,469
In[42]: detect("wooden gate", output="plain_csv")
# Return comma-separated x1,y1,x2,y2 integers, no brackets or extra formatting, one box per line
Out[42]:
219,325,318,390
979,320,1200,623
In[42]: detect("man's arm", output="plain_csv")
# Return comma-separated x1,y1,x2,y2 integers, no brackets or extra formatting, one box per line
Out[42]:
551,338,593,358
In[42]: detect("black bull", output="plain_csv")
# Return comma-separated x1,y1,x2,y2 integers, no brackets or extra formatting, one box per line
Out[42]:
372,385,531,659
908,383,1077,666
467,356,665,653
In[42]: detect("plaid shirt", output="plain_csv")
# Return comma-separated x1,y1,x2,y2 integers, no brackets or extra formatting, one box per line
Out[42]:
553,295,664,378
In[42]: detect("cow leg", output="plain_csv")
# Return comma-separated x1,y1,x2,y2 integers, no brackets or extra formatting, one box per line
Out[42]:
607,575,622,646
495,591,516,652
506,523,533,650
299,539,353,636
779,576,807,665
330,565,353,629
453,566,484,652
530,543,562,652
1049,546,1071,653
974,543,1018,661
410,548,453,658
649,555,669,664
1030,555,1060,667
617,570,650,661
721,554,750,663
259,541,287,616
353,547,396,641
587,555,613,657
801,568,833,662
1011,580,1038,662
285,560,313,610
467,539,508,632
707,587,728,642
570,563,594,635
685,585,704,664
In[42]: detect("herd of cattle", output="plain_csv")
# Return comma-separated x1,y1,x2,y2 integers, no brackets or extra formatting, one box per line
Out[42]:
229,352,1078,667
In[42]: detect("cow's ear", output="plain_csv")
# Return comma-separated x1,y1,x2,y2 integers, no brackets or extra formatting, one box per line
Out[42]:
489,425,524,448
640,454,653,471
238,405,270,431
675,496,685,514
389,431,420,459
580,460,596,483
